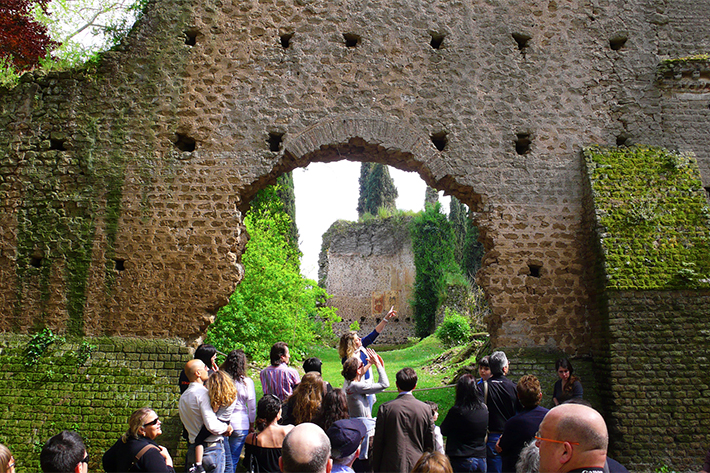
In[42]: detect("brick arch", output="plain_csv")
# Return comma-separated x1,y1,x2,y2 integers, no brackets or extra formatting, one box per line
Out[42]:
237,115,485,216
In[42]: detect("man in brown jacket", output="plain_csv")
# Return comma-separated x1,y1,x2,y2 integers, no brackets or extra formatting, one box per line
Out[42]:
371,368,435,473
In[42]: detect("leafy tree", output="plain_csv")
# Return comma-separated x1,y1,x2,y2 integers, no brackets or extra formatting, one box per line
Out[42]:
34,0,144,63
0,0,58,69
357,163,398,217
449,197,485,281
250,172,299,253
207,185,339,361
410,202,459,337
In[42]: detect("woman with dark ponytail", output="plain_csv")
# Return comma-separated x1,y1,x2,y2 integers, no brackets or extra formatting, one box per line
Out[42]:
552,358,583,405
243,395,293,473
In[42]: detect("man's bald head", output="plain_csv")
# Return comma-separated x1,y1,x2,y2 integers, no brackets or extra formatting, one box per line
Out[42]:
280,423,332,473
537,403,608,473
185,359,206,383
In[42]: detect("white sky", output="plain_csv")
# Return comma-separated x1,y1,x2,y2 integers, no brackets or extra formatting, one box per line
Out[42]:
293,162,450,280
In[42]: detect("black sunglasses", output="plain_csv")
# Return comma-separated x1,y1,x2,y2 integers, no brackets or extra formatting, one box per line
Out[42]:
80,454,89,464
143,417,160,427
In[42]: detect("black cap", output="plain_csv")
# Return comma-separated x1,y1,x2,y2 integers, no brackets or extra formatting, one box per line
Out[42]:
326,419,367,459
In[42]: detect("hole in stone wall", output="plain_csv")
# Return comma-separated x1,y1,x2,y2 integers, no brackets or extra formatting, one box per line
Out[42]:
280,33,294,49
268,132,284,152
343,33,361,48
360,317,366,322
705,187,710,201
185,28,200,46
431,131,448,151
515,134,532,155
529,264,541,278
430,32,445,49
50,138,66,151
609,35,627,50
174,133,196,152
375,317,381,323
404,317,410,322
30,256,43,268
512,33,531,53
114,259,125,271
616,135,629,146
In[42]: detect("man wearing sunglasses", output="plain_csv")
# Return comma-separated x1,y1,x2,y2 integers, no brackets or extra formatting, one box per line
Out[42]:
536,403,608,473
40,430,88,473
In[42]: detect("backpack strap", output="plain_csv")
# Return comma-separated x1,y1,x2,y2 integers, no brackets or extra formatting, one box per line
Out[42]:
135,444,159,462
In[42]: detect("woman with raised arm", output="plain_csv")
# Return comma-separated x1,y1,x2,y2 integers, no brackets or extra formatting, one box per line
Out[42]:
0,444,15,473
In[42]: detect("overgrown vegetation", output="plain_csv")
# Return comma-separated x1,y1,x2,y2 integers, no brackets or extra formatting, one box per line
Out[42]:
410,202,462,336
584,145,710,289
207,185,340,361
435,308,472,347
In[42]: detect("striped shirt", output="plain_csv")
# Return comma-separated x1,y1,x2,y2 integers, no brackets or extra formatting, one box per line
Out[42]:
260,364,300,401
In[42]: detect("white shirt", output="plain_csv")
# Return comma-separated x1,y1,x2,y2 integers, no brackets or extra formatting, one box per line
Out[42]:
179,382,230,443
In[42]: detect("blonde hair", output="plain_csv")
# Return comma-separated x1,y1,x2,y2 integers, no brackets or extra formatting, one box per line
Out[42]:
411,452,453,473
290,372,326,425
0,444,12,473
122,408,155,442
338,332,358,360
207,370,238,411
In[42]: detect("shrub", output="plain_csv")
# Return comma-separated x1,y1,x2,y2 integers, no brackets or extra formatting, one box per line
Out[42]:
435,309,472,347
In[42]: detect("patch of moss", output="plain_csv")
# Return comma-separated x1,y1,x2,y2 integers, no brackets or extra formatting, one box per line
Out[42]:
584,145,710,290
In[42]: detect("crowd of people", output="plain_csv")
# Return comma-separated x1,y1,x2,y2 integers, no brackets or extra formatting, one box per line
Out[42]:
4,314,694,473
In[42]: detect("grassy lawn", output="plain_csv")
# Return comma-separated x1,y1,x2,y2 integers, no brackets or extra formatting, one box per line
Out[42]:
249,336,461,425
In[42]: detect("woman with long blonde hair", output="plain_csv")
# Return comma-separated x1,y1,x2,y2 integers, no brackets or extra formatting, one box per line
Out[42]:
281,372,326,425
194,370,238,473
102,408,174,472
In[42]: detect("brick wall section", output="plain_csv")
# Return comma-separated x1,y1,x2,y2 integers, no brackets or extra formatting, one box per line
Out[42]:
0,335,191,472
600,290,710,471
320,217,416,344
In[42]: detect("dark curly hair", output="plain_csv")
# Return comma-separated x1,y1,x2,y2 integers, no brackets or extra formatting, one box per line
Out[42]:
221,349,247,382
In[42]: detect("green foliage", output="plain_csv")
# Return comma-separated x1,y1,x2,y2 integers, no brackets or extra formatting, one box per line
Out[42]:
250,173,299,252
24,328,64,367
76,341,95,366
448,197,485,281
584,145,710,290
435,308,472,347
207,186,340,361
0,56,21,88
424,186,439,206
410,203,460,337
349,320,361,332
357,163,398,217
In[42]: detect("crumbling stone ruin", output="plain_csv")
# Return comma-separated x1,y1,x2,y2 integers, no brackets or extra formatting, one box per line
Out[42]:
0,0,709,468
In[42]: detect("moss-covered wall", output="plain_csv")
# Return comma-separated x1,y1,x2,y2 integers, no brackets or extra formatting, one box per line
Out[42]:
584,145,710,470
0,335,191,472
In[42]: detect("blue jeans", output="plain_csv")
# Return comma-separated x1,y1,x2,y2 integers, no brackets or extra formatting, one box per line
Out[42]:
203,440,226,473
486,433,502,473
227,430,249,473
449,456,487,473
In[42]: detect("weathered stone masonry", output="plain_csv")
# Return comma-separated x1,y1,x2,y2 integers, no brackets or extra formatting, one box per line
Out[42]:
0,0,709,469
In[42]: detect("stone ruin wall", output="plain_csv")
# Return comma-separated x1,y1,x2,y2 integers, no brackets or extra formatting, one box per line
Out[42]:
0,0,706,383
320,218,416,344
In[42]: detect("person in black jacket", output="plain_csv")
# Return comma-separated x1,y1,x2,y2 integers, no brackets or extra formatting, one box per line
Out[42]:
103,408,175,472
481,351,521,473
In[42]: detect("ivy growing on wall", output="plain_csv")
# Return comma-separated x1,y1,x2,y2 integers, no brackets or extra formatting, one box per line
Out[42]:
584,145,710,290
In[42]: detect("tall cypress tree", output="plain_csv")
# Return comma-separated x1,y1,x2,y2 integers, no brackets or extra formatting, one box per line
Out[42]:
250,171,299,254
357,163,398,217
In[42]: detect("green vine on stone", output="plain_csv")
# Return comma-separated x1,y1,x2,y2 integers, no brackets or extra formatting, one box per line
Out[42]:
24,328,63,367
76,341,96,367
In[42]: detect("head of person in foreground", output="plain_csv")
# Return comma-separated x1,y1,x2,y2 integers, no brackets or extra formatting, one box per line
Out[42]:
536,403,608,473
279,423,332,473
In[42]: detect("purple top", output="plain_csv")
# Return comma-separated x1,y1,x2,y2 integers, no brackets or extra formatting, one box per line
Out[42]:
260,364,300,401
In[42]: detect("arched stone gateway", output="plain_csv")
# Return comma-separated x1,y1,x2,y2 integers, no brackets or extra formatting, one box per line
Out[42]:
0,0,709,468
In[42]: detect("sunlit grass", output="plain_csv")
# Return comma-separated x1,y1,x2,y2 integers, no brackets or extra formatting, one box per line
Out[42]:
249,336,459,425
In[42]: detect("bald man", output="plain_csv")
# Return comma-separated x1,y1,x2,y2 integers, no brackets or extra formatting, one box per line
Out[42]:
536,403,608,473
279,423,333,473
